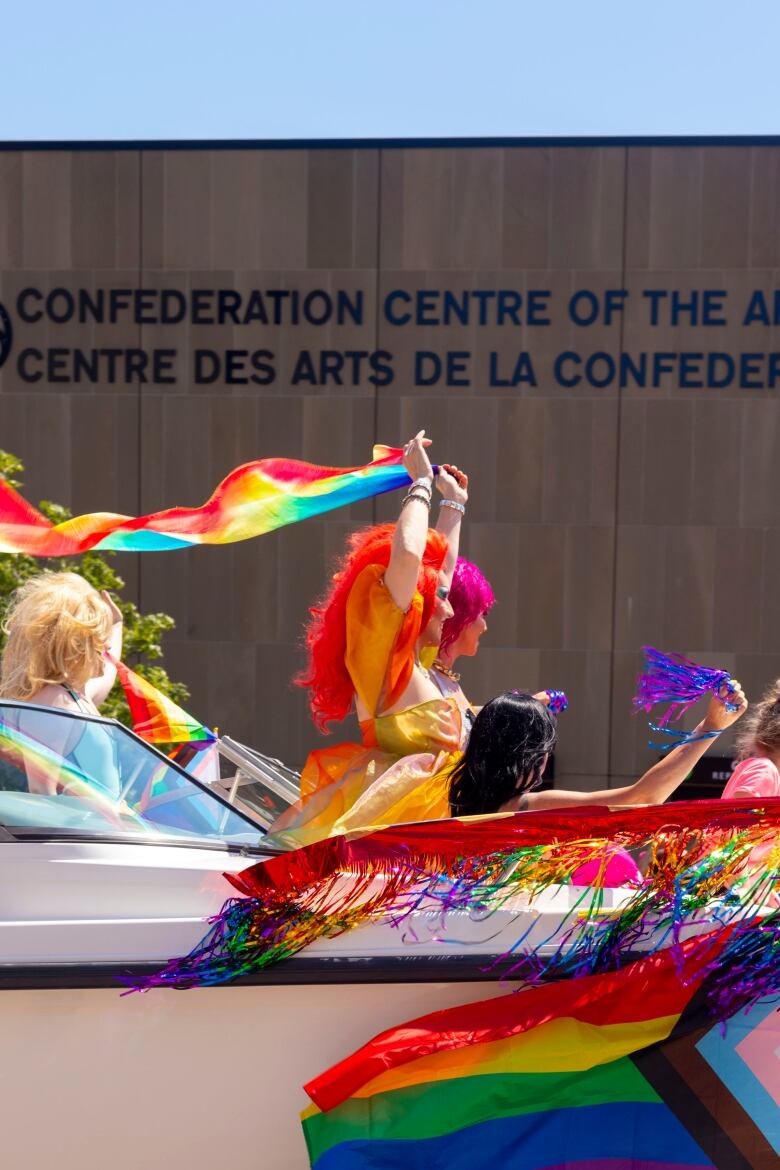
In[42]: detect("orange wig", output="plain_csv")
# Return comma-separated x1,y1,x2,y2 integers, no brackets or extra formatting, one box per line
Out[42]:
297,523,448,731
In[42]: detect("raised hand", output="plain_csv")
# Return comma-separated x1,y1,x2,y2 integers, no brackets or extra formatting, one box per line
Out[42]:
436,463,469,505
402,431,434,482
702,678,748,733
101,590,123,625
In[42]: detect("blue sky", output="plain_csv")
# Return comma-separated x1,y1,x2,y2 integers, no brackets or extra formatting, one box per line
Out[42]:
3,0,779,141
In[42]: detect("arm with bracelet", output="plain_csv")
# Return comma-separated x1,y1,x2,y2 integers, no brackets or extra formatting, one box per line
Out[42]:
384,432,436,612
435,464,468,591
515,680,748,811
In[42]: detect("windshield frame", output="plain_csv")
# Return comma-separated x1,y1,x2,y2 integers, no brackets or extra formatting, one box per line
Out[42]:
0,699,275,852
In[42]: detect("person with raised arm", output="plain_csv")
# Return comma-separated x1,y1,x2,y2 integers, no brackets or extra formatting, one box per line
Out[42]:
0,571,122,714
0,571,124,798
267,432,470,847
449,682,748,817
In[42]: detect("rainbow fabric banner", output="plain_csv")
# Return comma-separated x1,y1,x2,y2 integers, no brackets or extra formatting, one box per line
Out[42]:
112,657,216,746
0,446,409,555
302,933,726,1169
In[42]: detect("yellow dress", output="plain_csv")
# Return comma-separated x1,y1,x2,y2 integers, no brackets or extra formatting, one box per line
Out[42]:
266,564,464,849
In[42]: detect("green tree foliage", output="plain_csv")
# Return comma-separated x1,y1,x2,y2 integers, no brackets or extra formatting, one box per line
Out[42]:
0,450,189,726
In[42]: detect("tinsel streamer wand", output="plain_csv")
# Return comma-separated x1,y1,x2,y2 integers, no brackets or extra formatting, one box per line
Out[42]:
633,646,737,751
633,646,733,725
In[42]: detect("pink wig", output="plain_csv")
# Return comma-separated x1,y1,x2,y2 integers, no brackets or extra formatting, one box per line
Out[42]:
439,557,496,655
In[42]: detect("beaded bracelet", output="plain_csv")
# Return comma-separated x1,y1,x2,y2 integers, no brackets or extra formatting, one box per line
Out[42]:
402,490,432,509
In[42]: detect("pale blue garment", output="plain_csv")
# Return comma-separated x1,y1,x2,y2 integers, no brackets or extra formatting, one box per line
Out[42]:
60,687,122,799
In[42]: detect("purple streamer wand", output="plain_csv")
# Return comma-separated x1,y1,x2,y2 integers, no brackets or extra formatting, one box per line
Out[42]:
633,646,737,751
633,646,733,724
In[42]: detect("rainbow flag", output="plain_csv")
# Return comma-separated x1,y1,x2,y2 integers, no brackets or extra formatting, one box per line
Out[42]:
170,740,221,784
302,934,726,1170
0,446,409,555
112,657,215,746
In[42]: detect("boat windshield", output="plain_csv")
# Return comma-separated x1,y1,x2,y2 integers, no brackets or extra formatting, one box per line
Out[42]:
0,702,266,848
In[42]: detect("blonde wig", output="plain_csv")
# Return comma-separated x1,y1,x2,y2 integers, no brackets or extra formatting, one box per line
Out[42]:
0,572,111,700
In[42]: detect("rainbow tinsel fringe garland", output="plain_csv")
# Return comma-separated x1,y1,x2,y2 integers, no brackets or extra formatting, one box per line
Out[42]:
129,798,780,1022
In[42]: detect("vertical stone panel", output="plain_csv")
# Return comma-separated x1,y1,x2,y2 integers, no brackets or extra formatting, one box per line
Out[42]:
307,150,355,268
516,523,566,650
564,526,614,651
22,153,72,269
161,152,213,270
749,147,780,267
549,148,625,270
739,400,780,526
662,527,716,651
640,400,694,523
449,149,503,270
0,154,23,269
689,399,742,525
71,153,120,269
494,398,545,523
468,524,520,647
626,147,702,270
398,149,454,270
538,649,612,780
760,530,780,654
612,525,666,652
502,148,551,269
712,527,764,652
700,147,751,268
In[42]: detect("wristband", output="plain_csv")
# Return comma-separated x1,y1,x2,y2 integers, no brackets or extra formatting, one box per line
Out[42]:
402,491,432,509
439,499,466,514
410,476,433,492
546,689,568,715
647,723,721,753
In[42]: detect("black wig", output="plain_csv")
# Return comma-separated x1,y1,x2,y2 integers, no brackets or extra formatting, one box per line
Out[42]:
449,690,558,816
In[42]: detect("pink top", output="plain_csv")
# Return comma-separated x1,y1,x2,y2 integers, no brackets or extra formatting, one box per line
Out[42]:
721,756,779,908
722,757,780,800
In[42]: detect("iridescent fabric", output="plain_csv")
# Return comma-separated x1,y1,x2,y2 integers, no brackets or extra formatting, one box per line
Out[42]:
0,446,409,555
267,566,464,849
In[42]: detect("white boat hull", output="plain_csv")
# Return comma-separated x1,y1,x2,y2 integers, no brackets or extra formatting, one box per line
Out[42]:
0,839,746,1170
0,979,514,1170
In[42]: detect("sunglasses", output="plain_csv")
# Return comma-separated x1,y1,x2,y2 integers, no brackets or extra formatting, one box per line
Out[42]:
436,586,450,601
